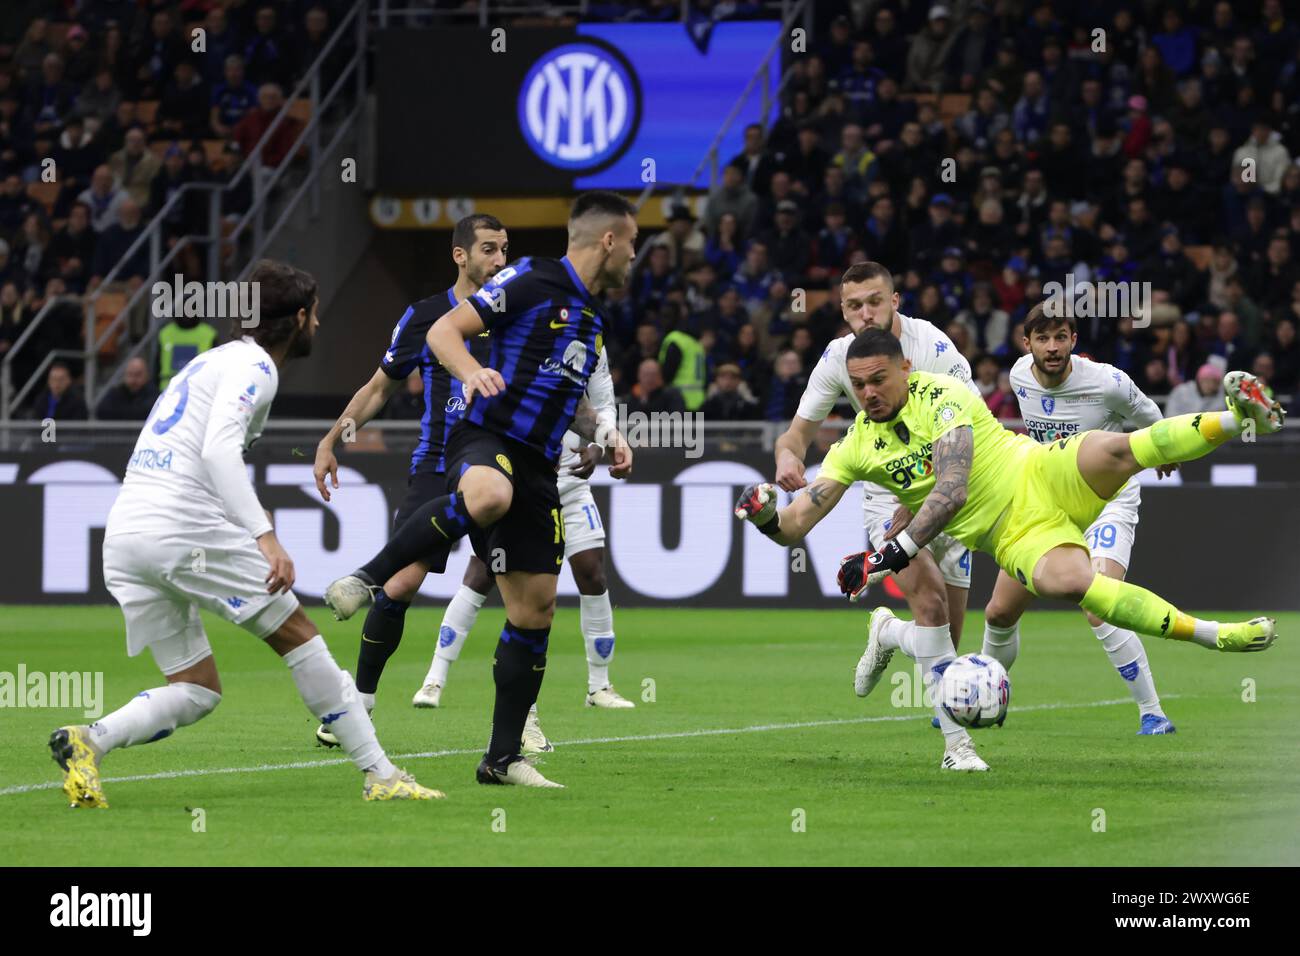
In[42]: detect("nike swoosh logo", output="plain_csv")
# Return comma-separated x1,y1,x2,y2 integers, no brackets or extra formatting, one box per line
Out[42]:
532,665,546,672
549,320,567,329
361,635,382,644
430,517,447,538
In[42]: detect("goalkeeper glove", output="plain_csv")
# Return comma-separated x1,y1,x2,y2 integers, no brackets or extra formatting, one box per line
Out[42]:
837,537,917,603
734,482,780,536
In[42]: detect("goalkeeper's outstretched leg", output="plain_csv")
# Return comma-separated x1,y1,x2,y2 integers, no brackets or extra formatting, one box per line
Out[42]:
1034,371,1284,653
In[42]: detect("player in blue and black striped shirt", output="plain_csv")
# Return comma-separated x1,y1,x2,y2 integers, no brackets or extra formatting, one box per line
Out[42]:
325,192,637,788
311,214,506,745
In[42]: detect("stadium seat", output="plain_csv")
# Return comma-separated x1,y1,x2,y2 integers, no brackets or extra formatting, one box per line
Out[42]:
1184,246,1213,270
803,290,832,314
287,99,312,124
202,139,226,165
938,94,972,124
92,291,129,362
136,101,160,126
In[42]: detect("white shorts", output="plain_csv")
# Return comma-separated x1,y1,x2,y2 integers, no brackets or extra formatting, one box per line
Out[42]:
557,475,605,559
103,526,299,667
862,489,972,590
1084,478,1140,570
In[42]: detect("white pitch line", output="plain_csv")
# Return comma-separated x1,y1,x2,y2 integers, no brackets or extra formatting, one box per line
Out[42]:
0,695,1168,798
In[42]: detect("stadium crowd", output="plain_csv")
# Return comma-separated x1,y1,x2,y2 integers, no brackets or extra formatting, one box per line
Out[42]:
0,0,345,420
604,0,1300,426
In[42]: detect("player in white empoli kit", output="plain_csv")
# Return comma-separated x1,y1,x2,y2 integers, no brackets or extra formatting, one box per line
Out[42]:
411,346,636,713
775,262,978,729
988,304,1177,734
50,260,443,808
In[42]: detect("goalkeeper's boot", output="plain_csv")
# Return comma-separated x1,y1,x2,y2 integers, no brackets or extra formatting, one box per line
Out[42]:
854,606,897,698
324,571,379,622
1224,371,1285,434
476,755,564,788
940,734,989,772
363,767,445,801
49,725,108,809
317,695,375,748
1137,713,1177,735
521,708,554,755
412,680,443,708
585,685,635,709
1214,617,1277,653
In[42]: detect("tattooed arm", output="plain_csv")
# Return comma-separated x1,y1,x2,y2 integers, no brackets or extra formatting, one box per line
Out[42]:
760,478,850,545
571,396,599,441
904,425,972,548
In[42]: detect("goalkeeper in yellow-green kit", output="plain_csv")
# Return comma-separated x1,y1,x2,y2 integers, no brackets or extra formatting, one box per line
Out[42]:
735,319,1283,771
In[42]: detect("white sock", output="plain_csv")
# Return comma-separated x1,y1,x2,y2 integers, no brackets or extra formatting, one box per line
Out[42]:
1188,618,1220,649
285,635,395,778
980,622,1020,672
1218,410,1241,435
426,586,486,686
885,620,964,743
1092,621,1163,716
580,591,615,693
89,682,221,753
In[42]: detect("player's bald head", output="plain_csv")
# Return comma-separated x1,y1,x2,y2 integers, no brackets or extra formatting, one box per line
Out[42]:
568,190,637,247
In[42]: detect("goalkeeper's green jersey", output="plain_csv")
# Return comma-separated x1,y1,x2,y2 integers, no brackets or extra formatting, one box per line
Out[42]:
818,371,1037,551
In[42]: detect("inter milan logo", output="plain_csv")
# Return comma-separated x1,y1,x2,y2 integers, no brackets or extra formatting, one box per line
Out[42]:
1041,396,1055,415
518,43,638,170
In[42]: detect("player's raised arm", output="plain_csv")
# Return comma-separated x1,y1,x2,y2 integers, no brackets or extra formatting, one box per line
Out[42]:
427,299,501,402
314,367,401,501
734,477,849,544
902,424,972,548
774,415,821,491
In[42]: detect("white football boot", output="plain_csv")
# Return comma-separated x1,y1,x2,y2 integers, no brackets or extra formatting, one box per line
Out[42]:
1224,371,1285,433
940,733,990,772
323,573,378,621
476,757,564,788
585,685,635,709
412,681,443,708
520,709,554,755
854,606,897,697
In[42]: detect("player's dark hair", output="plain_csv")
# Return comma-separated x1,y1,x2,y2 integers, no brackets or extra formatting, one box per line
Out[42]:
237,258,318,349
846,326,904,361
842,261,894,290
1023,300,1076,337
570,191,636,225
451,213,504,254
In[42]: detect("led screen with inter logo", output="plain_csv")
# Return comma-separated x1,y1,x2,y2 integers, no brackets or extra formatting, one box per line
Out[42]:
376,22,781,195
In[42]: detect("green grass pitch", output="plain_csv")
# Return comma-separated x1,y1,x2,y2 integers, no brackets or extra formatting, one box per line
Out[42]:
1,605,1296,866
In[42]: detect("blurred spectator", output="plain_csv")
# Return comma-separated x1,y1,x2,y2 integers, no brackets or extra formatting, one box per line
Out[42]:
0,279,28,371
761,349,807,421
701,362,759,421
758,200,811,282
211,55,258,139
954,283,1009,354
624,357,686,415
1232,119,1292,195
1270,318,1299,393
905,6,955,94
14,211,50,288
29,52,75,138
95,356,159,421
1165,363,1226,416
109,128,162,208
76,68,123,126
727,122,777,198
244,5,292,88
198,6,242,86
1250,352,1276,399
972,353,999,398
0,173,32,239
705,162,757,240
130,8,187,99
52,115,102,191
1140,356,1172,394
47,201,96,292
157,314,218,390
90,198,148,286
157,59,210,140
234,83,303,168
646,204,705,271
659,313,705,411
619,322,661,387
29,360,87,421
985,370,1019,420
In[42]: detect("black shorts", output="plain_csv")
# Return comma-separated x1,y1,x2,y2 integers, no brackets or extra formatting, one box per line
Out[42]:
393,462,452,574
444,421,563,576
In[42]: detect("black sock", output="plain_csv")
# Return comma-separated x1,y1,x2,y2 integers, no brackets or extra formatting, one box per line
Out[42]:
485,621,549,764
354,591,409,695
359,492,475,586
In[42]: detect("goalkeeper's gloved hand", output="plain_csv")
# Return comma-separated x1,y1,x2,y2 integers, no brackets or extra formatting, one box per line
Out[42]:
837,540,915,603
734,482,778,528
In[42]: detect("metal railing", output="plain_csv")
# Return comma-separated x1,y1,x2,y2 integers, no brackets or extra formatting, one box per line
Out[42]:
371,0,793,29
0,0,369,422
